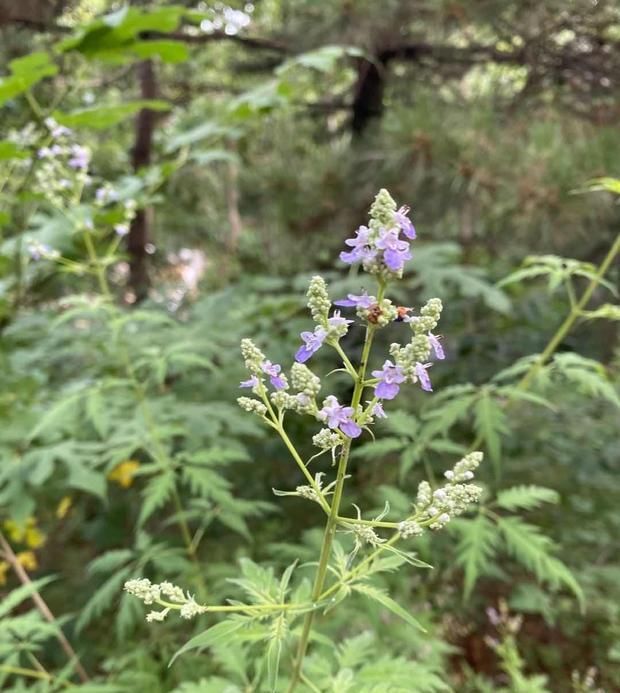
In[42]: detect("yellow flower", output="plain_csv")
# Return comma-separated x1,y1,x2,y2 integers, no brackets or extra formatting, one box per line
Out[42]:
108,460,141,488
0,561,9,586
56,496,73,519
3,517,45,548
16,551,38,571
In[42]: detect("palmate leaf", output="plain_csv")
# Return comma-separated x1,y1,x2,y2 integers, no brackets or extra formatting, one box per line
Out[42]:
352,583,426,632
496,485,559,511
496,516,585,610
451,514,500,599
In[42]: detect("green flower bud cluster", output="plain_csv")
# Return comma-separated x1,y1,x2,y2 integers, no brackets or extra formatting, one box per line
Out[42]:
369,188,398,232
413,452,483,530
307,275,331,325
237,396,267,416
389,298,443,379
312,427,342,450
351,523,384,548
240,338,265,373
398,520,424,538
291,363,321,396
412,298,443,334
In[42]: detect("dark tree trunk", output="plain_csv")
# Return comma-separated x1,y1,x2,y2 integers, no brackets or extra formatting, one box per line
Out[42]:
351,58,385,136
127,59,157,302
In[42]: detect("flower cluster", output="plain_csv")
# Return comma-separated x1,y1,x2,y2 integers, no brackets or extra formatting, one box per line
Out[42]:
124,578,206,622
34,118,91,206
388,297,445,393
339,188,416,277
94,184,137,237
413,452,483,531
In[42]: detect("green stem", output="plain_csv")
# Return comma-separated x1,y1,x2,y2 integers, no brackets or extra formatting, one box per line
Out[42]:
286,283,385,692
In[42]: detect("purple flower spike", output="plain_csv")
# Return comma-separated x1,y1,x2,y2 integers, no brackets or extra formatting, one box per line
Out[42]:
376,228,412,272
428,333,445,360
415,362,433,392
295,327,327,363
372,360,406,400
261,361,286,390
394,206,416,239
334,292,375,309
319,395,362,438
240,375,259,389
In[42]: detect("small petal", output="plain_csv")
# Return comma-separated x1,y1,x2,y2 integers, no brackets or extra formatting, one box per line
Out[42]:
375,381,400,400
415,363,433,392
339,420,362,438
428,333,445,360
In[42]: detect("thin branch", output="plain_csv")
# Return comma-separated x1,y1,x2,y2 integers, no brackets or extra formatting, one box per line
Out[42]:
0,531,90,683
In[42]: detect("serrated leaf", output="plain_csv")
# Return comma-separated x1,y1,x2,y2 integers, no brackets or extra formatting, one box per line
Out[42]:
139,471,176,525
0,577,56,619
352,583,426,632
474,389,508,473
451,514,499,599
170,619,247,666
496,485,559,511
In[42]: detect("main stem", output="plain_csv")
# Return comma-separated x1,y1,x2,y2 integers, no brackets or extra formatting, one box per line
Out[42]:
287,284,384,692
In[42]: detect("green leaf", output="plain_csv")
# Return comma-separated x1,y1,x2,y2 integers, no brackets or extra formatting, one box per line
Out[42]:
496,485,559,512
474,389,508,473
352,583,426,632
131,40,190,64
54,101,170,130
0,141,29,160
0,576,56,619
139,471,176,525
496,516,585,610
170,619,247,666
0,52,58,105
452,514,499,599
76,566,133,632
552,353,620,408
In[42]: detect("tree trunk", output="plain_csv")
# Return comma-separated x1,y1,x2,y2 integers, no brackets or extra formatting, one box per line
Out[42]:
351,58,385,136
127,59,157,302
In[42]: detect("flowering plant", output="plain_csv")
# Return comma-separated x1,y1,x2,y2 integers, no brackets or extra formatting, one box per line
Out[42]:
125,189,484,690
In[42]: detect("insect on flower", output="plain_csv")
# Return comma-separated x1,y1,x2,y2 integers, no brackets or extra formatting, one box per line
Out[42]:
395,306,412,321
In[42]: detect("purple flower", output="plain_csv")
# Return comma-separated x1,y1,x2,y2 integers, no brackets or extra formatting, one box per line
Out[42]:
415,362,433,392
114,224,129,237
261,360,287,390
334,292,375,309
394,206,416,239
328,310,353,329
295,327,327,363
339,225,376,265
240,375,259,389
68,145,90,171
428,333,445,360
371,360,406,400
371,401,387,418
319,395,361,438
375,228,411,272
